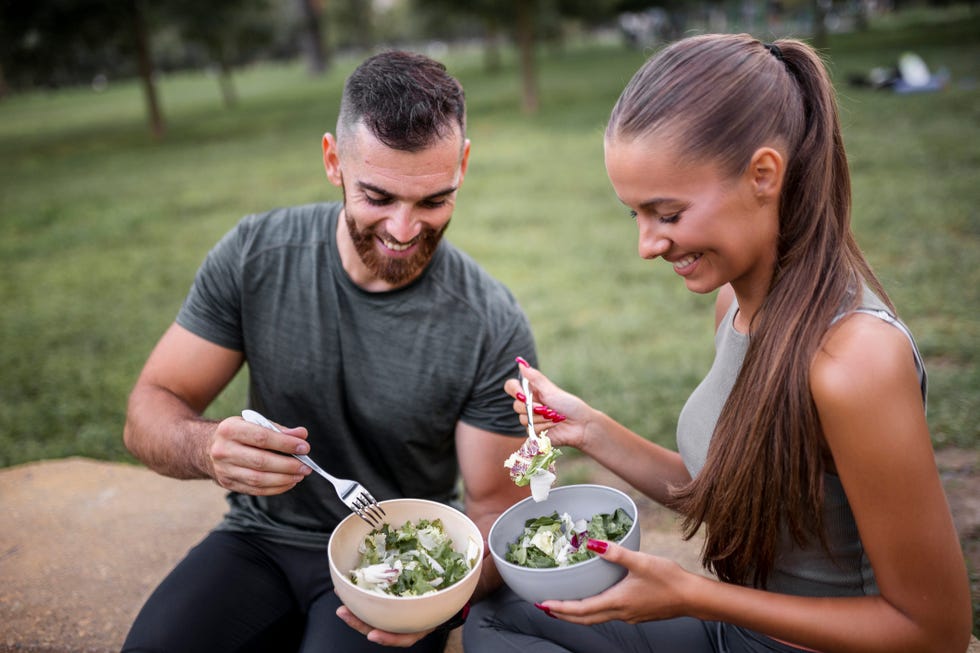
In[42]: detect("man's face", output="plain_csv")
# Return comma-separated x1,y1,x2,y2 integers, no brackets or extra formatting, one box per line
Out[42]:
323,123,470,291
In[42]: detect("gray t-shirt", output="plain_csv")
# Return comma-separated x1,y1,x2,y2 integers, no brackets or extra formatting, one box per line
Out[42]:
677,288,926,597
177,202,536,548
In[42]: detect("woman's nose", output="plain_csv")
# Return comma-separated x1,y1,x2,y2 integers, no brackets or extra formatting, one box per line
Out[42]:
637,219,670,260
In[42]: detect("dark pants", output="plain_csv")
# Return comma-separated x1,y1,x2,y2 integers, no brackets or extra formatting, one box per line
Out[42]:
122,530,449,653
463,587,812,653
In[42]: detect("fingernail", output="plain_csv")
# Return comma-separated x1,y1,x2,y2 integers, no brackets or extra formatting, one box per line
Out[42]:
586,539,608,554
533,603,555,618
296,443,310,454
533,405,548,415
544,409,557,420
554,414,567,422
515,356,530,367
516,392,527,402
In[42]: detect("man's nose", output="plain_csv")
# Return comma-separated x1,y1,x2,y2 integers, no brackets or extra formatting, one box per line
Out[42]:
385,203,421,243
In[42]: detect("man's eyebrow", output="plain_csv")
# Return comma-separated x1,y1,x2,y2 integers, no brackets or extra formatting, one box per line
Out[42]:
357,181,458,201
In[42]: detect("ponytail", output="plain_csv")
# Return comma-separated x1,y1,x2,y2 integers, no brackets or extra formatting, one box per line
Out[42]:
609,34,890,587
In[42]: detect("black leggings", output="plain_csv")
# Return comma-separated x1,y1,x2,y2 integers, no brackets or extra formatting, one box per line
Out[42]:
463,587,813,653
122,530,449,653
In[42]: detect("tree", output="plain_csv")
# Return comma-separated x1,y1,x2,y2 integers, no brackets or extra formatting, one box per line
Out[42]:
128,0,165,138
164,0,277,109
296,0,329,75
0,0,165,137
515,0,538,114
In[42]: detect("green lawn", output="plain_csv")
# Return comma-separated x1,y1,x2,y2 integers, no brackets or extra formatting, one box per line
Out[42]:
0,7,977,468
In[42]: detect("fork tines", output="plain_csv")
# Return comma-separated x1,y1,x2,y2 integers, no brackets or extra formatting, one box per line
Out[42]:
353,493,386,528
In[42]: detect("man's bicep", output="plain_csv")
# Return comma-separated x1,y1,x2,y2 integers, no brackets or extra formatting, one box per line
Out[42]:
455,423,529,521
136,322,244,413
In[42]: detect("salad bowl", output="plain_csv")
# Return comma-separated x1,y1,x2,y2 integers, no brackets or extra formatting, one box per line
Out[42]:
488,484,641,604
328,498,484,633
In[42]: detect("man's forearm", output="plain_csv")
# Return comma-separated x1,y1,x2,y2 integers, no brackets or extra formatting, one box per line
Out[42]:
123,383,217,480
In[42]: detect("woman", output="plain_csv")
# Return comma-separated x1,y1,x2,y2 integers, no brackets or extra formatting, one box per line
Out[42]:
465,34,971,652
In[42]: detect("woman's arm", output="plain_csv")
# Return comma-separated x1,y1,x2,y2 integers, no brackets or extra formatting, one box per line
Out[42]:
504,365,691,505
541,314,971,652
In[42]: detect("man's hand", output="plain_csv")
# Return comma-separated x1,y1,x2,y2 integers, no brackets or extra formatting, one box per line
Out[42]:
335,606,435,648
208,416,312,495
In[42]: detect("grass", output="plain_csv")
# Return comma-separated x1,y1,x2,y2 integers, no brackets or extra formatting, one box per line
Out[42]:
0,7,978,470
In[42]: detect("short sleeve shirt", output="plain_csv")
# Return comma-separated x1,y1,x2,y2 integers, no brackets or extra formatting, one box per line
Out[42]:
177,202,536,548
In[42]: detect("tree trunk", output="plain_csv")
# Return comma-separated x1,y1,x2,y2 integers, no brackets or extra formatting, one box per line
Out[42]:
811,0,829,48
483,15,501,73
216,53,237,109
298,0,329,75
129,0,165,140
515,0,538,114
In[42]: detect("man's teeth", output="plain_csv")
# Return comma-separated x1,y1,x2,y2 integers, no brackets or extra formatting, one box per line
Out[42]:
383,239,411,252
673,254,701,270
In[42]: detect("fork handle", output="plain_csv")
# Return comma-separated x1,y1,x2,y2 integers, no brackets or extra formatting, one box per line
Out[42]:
241,411,342,488
292,453,338,486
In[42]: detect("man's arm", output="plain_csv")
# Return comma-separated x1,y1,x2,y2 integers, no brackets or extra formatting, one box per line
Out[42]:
123,322,311,493
455,421,531,601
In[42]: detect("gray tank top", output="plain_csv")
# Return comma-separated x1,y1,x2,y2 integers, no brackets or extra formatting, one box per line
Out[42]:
676,288,926,596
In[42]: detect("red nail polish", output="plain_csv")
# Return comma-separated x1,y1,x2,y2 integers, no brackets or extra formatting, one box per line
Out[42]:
516,356,530,367
544,409,557,420
587,539,608,554
533,405,547,415
534,603,555,618
516,392,526,402
555,414,567,422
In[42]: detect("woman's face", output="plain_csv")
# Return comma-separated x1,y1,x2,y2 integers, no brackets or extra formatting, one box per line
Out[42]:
604,133,780,300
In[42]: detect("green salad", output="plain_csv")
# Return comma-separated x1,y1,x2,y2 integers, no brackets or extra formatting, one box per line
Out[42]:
504,509,634,568
350,518,480,597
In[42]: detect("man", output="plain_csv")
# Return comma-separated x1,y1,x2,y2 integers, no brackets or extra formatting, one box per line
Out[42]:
122,51,535,652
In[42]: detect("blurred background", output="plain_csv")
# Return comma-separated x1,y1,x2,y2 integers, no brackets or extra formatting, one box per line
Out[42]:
0,0,977,628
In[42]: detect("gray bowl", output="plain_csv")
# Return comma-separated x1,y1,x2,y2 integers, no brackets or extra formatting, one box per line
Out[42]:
488,484,641,604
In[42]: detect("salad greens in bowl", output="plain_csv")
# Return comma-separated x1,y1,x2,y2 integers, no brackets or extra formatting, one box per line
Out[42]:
488,484,640,604
328,498,484,633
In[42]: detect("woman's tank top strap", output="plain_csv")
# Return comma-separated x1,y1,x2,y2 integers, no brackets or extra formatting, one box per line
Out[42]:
830,306,928,410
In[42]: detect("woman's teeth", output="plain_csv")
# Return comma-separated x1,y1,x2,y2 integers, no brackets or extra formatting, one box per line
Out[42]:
673,253,701,270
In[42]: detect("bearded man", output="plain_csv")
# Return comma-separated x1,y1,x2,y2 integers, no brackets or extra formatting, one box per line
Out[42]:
122,51,536,653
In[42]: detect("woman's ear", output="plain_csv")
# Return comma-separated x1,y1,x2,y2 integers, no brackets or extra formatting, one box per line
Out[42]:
322,133,343,187
747,147,785,203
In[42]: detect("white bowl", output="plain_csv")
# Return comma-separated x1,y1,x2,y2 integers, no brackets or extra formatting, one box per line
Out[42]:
488,484,640,604
328,498,484,633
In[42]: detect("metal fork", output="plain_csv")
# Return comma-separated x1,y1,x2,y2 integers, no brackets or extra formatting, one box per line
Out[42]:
241,409,386,528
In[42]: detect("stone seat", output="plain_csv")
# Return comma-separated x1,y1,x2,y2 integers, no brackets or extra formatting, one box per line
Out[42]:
1,457,976,652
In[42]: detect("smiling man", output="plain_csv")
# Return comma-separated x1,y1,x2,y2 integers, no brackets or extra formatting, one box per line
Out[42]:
122,51,536,653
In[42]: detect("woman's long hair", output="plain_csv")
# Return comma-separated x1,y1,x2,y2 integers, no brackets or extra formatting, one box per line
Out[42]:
606,34,891,587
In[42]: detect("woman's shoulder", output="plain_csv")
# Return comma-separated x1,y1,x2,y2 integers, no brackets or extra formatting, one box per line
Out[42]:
810,312,918,410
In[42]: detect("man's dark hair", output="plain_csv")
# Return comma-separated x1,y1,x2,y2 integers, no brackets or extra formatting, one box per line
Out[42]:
337,50,466,152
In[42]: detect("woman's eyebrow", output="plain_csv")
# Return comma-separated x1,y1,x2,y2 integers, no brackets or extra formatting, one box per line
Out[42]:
637,197,680,212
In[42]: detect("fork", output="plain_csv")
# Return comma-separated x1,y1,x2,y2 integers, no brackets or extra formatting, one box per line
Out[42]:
240,409,386,528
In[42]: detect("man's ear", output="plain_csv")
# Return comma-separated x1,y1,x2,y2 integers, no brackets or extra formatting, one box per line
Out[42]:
747,146,785,203
322,133,343,187
457,138,472,185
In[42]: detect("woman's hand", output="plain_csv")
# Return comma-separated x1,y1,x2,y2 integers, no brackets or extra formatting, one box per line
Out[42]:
534,539,696,626
504,360,596,451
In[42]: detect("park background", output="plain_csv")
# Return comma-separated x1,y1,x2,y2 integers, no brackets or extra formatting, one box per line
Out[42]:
1,0,977,637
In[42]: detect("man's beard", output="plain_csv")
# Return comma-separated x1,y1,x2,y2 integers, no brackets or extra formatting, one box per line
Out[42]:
344,206,448,286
